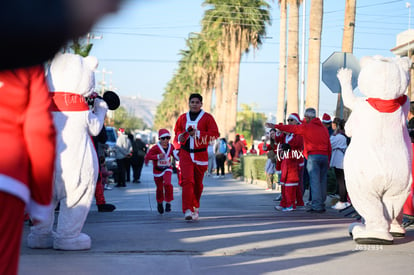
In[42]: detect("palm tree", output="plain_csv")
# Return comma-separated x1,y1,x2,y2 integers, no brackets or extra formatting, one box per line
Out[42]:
305,0,323,114
286,0,302,116
335,0,356,120
202,0,271,140
277,0,287,123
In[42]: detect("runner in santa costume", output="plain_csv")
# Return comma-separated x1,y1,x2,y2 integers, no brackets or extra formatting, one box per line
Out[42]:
145,129,177,214
0,66,56,275
275,113,305,211
173,93,219,221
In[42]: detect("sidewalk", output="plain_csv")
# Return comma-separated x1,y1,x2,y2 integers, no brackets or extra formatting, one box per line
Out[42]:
19,165,414,275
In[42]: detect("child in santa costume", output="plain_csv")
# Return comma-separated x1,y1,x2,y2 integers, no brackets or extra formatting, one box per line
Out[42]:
145,129,177,214
173,93,219,221
0,65,56,275
275,113,305,211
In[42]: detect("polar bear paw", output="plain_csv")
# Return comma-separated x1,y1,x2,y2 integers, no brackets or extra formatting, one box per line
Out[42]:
53,233,91,251
27,232,54,249
337,68,352,85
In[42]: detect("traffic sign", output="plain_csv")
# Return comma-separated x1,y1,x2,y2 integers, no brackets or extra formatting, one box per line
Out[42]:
322,52,360,93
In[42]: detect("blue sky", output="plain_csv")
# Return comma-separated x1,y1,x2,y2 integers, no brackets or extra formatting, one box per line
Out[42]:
91,0,410,119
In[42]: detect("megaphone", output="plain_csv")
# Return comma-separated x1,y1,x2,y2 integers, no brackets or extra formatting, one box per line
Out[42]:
102,90,120,110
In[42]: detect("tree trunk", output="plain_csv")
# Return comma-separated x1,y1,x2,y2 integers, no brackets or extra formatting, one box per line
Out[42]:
305,0,323,115
336,0,356,120
277,0,287,123
227,26,242,141
286,1,300,115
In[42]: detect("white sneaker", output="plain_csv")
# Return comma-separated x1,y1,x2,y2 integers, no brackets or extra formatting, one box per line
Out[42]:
274,205,283,211
104,184,112,190
192,207,199,220
332,201,351,210
184,209,193,220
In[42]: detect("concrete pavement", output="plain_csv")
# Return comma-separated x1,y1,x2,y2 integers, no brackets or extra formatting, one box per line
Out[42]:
19,165,414,275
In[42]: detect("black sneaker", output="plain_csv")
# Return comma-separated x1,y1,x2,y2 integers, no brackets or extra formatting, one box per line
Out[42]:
157,203,164,214
97,204,116,212
165,203,171,212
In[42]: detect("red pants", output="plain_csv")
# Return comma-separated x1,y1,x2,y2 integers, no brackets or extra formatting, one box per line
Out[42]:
0,192,25,275
280,184,298,209
95,172,106,205
179,150,207,213
403,182,414,216
154,171,174,203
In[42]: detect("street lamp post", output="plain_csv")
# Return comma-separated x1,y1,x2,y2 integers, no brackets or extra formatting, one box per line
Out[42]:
407,2,412,29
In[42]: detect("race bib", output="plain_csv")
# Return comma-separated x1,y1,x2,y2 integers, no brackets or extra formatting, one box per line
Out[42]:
157,159,170,167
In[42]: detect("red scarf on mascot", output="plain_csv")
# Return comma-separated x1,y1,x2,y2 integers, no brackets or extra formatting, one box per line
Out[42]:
366,95,407,113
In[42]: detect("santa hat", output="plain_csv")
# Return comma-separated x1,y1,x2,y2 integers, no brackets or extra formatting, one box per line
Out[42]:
288,113,302,124
158,128,171,138
322,113,332,124
118,128,125,134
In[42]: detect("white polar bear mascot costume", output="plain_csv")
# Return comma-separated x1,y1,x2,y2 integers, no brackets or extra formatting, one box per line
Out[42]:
28,53,108,250
337,56,412,245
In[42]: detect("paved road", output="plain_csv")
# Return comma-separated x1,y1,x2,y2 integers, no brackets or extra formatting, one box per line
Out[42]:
19,164,414,275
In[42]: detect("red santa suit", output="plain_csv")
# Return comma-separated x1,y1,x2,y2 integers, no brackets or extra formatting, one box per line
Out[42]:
145,141,176,204
278,133,304,209
403,143,414,217
174,110,219,214
0,66,56,275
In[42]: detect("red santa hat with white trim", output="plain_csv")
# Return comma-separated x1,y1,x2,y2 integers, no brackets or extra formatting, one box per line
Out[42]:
322,113,332,124
288,113,302,124
158,128,171,138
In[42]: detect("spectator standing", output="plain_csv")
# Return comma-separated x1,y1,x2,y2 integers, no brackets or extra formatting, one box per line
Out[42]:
266,107,331,213
114,128,132,187
215,138,228,178
227,140,236,174
0,66,56,275
263,129,278,191
258,136,267,155
233,134,245,163
173,93,219,221
322,113,334,136
330,118,350,210
207,140,216,176
249,144,258,155
131,134,147,183
145,129,176,214
92,125,116,212
275,113,305,211
125,133,134,182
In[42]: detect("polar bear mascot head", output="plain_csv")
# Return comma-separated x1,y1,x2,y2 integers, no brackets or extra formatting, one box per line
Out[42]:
337,56,412,245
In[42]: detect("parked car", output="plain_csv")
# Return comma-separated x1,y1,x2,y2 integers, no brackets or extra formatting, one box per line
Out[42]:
105,126,118,180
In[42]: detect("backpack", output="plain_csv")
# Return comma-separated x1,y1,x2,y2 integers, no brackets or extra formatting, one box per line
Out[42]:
219,140,227,154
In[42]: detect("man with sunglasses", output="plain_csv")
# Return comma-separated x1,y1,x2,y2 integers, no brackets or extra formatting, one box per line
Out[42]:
174,93,219,221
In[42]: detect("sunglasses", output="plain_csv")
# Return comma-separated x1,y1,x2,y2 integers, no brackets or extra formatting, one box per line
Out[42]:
287,119,294,122
160,136,171,140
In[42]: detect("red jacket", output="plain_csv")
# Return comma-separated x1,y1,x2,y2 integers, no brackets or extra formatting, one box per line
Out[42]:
173,110,219,165
145,143,176,177
0,66,56,221
279,133,304,185
274,118,331,160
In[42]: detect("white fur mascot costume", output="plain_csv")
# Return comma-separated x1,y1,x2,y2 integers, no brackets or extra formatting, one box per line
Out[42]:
337,56,412,245
28,53,108,250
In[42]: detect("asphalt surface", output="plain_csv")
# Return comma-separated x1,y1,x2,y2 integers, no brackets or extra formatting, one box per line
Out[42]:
19,164,414,275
